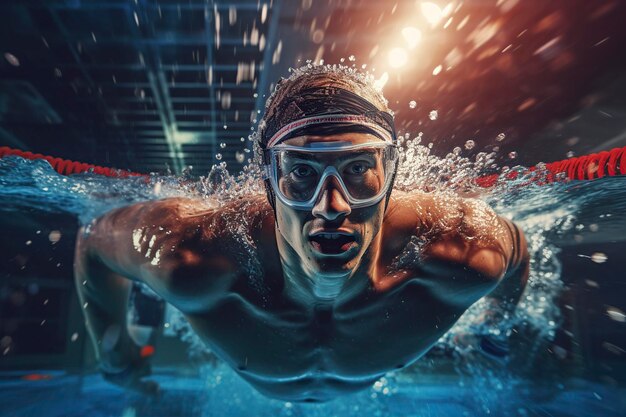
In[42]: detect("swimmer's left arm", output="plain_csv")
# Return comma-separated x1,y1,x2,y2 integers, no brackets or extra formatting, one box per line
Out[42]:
430,196,529,308
481,217,530,315
391,192,529,308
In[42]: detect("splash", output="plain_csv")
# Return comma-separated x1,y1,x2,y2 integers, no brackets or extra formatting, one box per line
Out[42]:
0,90,623,374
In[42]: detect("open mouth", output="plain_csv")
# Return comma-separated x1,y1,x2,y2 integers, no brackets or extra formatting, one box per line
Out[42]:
308,231,357,255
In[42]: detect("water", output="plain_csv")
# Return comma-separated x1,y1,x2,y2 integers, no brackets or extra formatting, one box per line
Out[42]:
0,367,622,417
1,137,626,416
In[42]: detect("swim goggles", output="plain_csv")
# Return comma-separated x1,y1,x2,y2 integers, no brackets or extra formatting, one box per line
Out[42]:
263,140,399,210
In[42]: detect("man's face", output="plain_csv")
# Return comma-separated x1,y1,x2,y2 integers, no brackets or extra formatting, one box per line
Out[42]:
273,132,387,277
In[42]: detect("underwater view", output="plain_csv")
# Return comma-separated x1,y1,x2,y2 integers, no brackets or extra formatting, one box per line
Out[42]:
1,1,625,416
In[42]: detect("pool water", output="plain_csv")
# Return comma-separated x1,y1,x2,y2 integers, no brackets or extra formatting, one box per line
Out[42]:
1,154,626,417
1,365,624,417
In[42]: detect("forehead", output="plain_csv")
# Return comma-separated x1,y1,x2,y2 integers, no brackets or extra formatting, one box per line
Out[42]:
281,132,383,147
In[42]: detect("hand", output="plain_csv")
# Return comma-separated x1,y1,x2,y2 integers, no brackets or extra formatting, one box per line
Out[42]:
99,336,160,396
102,357,160,396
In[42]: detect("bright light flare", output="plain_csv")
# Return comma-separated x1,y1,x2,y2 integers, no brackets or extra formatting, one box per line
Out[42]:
420,2,444,26
388,48,408,68
402,27,422,49
419,2,454,27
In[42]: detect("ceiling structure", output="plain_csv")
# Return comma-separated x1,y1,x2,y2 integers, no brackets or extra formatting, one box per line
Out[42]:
1,0,626,175
0,0,292,176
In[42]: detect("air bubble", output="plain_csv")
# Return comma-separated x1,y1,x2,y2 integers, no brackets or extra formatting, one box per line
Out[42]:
428,110,438,120
409,100,417,109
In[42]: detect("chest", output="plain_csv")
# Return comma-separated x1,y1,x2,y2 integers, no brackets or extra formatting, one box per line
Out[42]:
186,279,464,378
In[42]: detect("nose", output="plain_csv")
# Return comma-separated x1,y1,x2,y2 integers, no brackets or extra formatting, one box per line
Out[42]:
311,177,352,221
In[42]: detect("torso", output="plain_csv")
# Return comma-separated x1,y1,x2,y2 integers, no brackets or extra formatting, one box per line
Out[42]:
172,197,470,402
185,276,464,402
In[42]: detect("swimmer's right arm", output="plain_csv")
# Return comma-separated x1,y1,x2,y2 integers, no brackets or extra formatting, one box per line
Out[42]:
78,197,251,307
74,197,266,391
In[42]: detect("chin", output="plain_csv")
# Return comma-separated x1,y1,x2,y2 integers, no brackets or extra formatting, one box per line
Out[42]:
306,249,362,277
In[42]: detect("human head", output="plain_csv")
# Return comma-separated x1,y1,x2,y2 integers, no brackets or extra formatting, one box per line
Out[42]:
256,65,397,279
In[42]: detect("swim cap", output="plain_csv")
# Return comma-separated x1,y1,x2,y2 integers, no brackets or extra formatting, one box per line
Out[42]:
257,65,397,150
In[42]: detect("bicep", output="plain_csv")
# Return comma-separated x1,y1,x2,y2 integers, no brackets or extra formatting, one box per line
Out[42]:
412,198,516,305
83,201,181,288
83,198,241,310
419,198,510,280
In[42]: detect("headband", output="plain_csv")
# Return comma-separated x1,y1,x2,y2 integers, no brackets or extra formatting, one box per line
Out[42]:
266,114,394,148
261,86,396,148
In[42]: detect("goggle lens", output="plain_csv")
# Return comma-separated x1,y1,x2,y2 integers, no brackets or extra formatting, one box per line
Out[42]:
268,144,397,207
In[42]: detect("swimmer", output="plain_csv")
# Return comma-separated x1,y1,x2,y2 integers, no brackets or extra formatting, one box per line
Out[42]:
74,66,529,402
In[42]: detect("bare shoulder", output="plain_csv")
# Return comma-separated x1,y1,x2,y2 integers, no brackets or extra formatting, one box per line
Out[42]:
81,195,275,311
383,191,520,282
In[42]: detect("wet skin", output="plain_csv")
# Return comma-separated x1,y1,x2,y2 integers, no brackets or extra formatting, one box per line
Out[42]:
74,133,529,402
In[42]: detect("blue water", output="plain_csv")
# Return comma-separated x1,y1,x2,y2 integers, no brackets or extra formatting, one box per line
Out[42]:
1,155,626,416
0,366,623,417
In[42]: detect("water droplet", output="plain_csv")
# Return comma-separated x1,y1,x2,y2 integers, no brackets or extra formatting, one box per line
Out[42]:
25,240,32,246
220,142,226,149
215,153,223,160
428,110,438,120
606,306,625,322
71,333,79,342
4,52,19,67
508,151,517,159
464,140,475,150
48,230,61,243
566,151,575,158
591,252,607,263
235,151,245,163
409,100,417,109
348,55,356,61
496,133,506,142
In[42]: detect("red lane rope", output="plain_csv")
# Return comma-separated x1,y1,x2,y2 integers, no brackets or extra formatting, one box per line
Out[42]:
0,146,146,178
2,145,625,185
474,145,626,187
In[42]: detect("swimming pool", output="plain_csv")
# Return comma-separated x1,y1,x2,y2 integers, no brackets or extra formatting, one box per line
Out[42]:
1,151,626,416
1,364,624,417
2,0,626,414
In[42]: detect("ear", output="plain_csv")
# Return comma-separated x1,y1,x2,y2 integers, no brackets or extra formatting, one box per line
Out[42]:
264,179,277,221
